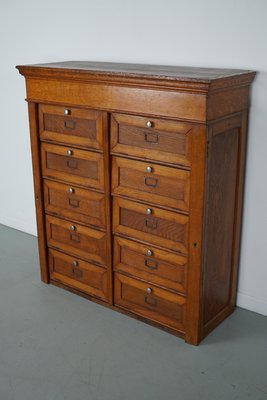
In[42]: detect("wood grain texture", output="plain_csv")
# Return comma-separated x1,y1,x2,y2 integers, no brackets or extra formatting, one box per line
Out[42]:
201,114,245,338
184,125,206,344
112,156,190,211
24,78,207,122
113,197,189,254
17,61,256,345
229,112,249,308
27,102,49,283
110,113,193,166
46,215,108,267
39,104,106,150
43,179,106,229
49,248,108,301
203,126,239,324
113,236,187,294
16,61,252,79
207,85,250,120
17,61,255,93
41,143,104,190
114,272,186,332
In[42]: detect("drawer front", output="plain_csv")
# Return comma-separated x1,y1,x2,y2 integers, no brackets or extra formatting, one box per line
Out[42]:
110,113,192,167
114,237,187,293
112,157,190,211
114,273,185,331
41,143,104,190
39,104,106,150
46,215,108,266
44,180,106,229
113,197,189,254
49,249,108,301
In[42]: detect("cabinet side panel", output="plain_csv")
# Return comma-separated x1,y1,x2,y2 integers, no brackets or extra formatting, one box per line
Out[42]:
28,102,49,283
207,86,250,120
202,118,242,328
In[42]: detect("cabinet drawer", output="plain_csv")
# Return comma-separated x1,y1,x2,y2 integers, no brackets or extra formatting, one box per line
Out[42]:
112,157,190,211
44,180,106,229
110,113,192,167
114,237,187,293
114,273,185,331
39,104,106,150
49,249,108,301
113,197,188,254
41,143,104,190
46,215,108,266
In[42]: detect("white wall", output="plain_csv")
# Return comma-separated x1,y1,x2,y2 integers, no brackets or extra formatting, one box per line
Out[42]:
1,0,266,316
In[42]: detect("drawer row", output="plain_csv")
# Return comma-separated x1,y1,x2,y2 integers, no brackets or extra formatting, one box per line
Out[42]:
45,210,188,276
47,219,186,293
44,185,189,255
46,217,186,332
48,248,185,332
39,103,192,168
45,202,187,331
41,143,190,212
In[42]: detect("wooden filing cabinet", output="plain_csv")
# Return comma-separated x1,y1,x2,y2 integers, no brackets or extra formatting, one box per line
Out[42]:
17,61,255,344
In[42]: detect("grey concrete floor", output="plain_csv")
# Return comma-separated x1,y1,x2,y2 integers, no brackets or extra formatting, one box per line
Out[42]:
0,224,267,400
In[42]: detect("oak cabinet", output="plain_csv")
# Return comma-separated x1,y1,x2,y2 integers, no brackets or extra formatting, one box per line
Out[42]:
17,61,255,344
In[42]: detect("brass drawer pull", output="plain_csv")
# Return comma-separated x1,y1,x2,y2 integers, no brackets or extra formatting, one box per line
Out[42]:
144,176,158,188
145,218,158,229
71,268,83,278
144,131,159,144
67,159,78,169
68,198,80,208
144,292,157,306
70,233,80,243
64,120,76,130
71,259,83,278
144,258,159,270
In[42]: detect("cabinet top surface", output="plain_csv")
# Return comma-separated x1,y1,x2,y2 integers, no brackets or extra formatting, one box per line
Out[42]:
17,61,255,84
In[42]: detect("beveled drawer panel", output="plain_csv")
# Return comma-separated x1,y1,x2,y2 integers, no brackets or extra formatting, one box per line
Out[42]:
46,215,108,266
113,197,189,254
48,249,108,301
110,113,193,167
112,157,190,211
41,143,104,190
114,273,185,332
43,180,106,229
39,104,106,150
114,237,187,293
